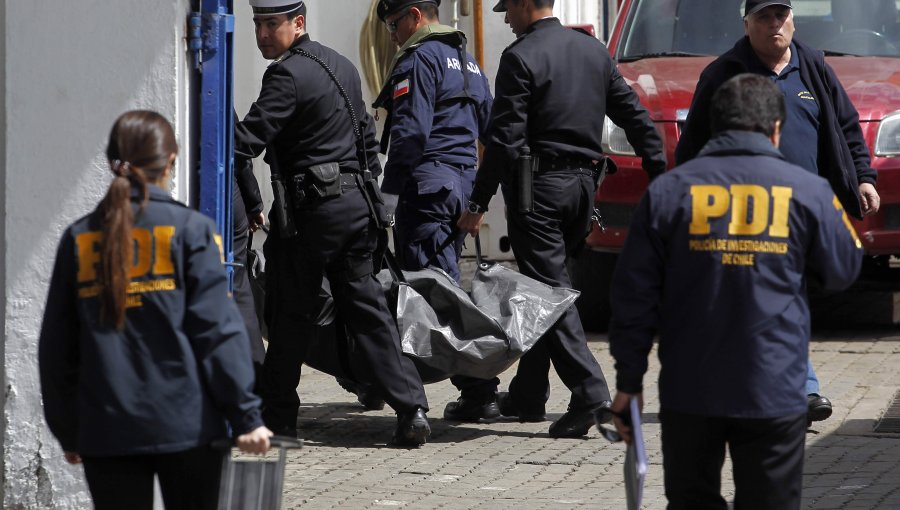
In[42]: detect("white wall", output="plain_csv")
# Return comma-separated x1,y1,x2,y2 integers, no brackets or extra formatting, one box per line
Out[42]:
1,1,193,507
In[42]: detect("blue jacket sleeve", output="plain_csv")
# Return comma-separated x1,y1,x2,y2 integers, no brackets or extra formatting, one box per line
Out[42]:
38,231,81,452
608,191,664,393
382,53,438,194
806,182,864,290
182,216,263,435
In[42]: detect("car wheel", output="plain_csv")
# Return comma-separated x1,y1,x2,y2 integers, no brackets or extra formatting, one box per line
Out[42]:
569,249,618,333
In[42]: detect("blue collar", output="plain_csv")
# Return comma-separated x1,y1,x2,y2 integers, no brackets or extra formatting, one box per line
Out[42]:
129,184,179,204
697,130,785,159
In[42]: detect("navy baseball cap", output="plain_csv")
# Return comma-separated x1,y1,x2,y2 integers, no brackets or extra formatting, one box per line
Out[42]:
492,0,506,12
377,0,440,21
744,0,791,17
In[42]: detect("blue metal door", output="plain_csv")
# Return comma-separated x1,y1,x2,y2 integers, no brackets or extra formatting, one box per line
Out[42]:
193,0,236,284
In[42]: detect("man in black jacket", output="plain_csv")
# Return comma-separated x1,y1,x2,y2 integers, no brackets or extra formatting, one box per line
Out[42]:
611,73,863,509
458,0,666,438
235,0,430,446
674,0,879,426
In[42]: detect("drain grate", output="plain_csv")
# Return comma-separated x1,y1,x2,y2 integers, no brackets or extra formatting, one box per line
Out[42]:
874,390,900,433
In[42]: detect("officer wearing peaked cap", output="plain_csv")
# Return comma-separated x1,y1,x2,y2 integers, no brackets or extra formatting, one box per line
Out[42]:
372,0,498,422
250,0,305,15
235,0,431,447
458,0,666,438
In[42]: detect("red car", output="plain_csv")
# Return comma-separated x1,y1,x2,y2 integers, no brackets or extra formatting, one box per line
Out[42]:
572,0,900,330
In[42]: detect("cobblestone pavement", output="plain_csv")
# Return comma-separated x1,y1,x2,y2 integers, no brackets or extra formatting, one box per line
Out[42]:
253,323,900,510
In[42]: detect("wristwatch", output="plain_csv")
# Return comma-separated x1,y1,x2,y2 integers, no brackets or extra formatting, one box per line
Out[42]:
467,201,485,214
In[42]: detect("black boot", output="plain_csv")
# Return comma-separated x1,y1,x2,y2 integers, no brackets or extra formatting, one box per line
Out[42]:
807,394,833,425
549,401,612,438
497,392,546,422
393,407,431,447
443,395,501,422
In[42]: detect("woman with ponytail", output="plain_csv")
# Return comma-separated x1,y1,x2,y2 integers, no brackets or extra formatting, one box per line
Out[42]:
38,110,272,510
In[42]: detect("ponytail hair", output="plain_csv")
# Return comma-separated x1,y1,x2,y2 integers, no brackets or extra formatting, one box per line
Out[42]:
99,110,178,328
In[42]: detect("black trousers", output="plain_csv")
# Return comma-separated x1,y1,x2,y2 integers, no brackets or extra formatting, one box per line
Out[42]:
661,410,806,510
232,183,266,368
261,187,428,429
81,446,223,510
501,169,611,410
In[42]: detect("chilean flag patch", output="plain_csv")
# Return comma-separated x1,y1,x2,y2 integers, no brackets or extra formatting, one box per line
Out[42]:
393,79,410,99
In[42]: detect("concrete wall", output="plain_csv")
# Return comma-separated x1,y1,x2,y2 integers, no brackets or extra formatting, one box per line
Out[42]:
1,2,192,507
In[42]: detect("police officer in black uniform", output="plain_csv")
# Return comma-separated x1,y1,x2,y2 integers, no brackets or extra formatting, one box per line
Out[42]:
235,0,430,446
458,0,666,438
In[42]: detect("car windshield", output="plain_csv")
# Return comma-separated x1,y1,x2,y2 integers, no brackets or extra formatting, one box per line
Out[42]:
618,0,900,59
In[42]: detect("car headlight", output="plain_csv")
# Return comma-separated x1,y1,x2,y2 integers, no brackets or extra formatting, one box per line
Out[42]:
601,116,637,156
875,111,900,157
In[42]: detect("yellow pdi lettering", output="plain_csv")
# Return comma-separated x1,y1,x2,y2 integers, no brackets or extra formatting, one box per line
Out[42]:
153,226,176,275
690,185,731,235
728,185,769,236
130,229,153,278
76,232,103,282
768,187,792,238
834,196,862,248
690,184,793,237
76,226,178,283
214,234,224,264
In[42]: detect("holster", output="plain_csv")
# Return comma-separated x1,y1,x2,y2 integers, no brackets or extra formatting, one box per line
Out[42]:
271,176,298,239
291,162,343,206
516,148,536,214
362,175,393,230
593,157,616,192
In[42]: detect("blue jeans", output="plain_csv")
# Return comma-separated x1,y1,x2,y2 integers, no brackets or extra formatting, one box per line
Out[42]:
806,360,820,395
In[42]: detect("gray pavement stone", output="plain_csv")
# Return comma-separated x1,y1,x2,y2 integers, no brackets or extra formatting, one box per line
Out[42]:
267,324,899,509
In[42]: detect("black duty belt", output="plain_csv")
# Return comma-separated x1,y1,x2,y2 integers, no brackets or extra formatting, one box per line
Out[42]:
534,156,598,175
292,165,359,187
338,172,359,187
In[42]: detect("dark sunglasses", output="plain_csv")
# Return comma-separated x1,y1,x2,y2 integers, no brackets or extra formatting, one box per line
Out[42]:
386,11,412,33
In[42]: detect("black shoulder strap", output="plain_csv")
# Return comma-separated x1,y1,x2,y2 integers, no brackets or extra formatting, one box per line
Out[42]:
453,35,473,104
291,47,368,173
